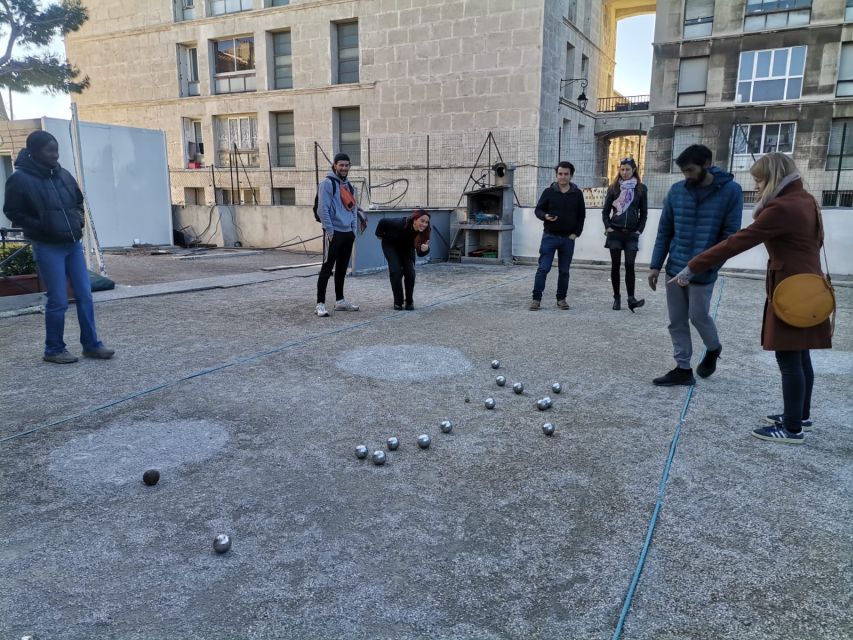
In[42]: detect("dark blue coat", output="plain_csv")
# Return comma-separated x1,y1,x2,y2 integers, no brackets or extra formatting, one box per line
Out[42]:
3,149,85,244
650,167,743,284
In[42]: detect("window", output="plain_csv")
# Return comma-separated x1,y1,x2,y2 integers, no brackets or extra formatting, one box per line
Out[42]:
336,107,360,165
178,0,197,21
179,45,200,96
335,21,359,84
213,36,256,94
183,118,205,167
581,54,589,79
838,43,853,97
567,0,577,22
267,0,290,5
744,0,811,32
215,115,258,167
672,126,703,172
736,46,805,103
564,43,575,98
216,188,258,205
847,0,853,21
210,0,252,16
272,31,292,89
684,0,714,38
730,122,795,170
826,118,853,171
274,112,295,167
273,188,296,205
678,57,708,106
184,187,205,205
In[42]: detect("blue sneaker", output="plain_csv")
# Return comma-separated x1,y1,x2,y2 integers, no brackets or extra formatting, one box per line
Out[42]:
764,413,813,432
752,425,804,445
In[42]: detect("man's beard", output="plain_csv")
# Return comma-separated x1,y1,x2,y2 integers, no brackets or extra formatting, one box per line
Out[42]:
686,168,708,185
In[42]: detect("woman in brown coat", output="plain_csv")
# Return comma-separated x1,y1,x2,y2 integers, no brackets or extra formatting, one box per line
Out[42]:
670,153,831,445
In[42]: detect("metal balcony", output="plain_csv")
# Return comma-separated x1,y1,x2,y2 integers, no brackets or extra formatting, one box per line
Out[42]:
597,95,650,113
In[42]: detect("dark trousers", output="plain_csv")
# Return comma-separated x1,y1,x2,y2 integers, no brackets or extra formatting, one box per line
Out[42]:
609,249,638,298
775,350,814,433
381,240,415,306
317,231,355,304
532,232,575,301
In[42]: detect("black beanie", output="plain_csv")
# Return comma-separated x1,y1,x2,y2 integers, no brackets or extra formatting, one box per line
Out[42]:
333,153,350,164
26,130,58,154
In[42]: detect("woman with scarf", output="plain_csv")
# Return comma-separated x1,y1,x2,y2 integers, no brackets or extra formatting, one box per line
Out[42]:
602,158,648,311
670,153,832,445
375,209,431,310
3,131,114,364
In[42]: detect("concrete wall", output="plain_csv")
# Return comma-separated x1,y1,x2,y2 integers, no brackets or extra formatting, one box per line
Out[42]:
173,204,324,252
513,207,853,275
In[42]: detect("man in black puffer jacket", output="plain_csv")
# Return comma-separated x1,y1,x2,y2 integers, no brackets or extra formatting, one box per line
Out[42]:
529,161,586,310
4,131,114,364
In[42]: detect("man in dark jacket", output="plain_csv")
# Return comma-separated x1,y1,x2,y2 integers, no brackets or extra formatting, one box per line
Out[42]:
529,161,586,310
648,144,742,386
4,130,114,363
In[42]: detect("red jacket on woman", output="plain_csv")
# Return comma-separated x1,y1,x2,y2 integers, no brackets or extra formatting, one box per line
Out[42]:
687,179,831,352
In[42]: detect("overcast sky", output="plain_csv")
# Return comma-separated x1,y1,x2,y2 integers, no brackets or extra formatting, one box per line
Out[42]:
9,13,657,120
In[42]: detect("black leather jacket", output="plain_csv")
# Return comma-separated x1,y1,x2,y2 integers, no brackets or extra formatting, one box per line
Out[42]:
3,149,85,244
602,182,648,233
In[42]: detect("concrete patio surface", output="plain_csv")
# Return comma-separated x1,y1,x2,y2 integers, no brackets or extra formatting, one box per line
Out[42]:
0,261,850,640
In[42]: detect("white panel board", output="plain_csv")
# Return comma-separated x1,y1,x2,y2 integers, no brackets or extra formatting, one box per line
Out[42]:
42,117,172,248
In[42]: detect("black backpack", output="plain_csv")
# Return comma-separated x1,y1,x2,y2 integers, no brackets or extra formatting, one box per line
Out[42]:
313,177,354,222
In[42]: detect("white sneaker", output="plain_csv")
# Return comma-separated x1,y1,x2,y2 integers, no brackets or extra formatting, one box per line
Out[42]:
334,299,359,311
315,303,330,317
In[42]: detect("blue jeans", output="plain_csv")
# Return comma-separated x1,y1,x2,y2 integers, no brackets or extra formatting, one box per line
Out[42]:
532,233,575,300
33,241,101,355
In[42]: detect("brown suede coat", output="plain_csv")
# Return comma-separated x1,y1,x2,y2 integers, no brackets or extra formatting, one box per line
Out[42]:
688,180,832,351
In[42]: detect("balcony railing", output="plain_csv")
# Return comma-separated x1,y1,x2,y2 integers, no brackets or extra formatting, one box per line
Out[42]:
597,95,650,113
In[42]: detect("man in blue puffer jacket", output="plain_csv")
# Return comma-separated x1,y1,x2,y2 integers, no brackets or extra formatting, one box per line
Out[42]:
648,144,742,386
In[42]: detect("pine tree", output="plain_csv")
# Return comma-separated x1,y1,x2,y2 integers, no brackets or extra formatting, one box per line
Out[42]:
0,0,89,119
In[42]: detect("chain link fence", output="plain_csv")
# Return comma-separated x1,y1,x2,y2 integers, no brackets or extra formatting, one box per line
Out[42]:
169,127,853,211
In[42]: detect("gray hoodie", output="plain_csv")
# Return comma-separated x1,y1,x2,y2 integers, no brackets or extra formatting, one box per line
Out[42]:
318,171,358,234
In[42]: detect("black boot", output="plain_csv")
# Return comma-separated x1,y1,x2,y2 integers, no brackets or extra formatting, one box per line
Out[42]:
653,367,696,386
627,296,645,312
697,346,722,378
612,295,621,310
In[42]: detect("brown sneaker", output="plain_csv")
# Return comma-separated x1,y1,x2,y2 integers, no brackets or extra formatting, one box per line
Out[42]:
82,345,115,359
529,299,541,311
43,351,78,364
556,299,570,310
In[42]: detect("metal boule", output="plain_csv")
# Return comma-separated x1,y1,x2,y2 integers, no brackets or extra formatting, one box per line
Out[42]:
417,434,432,449
372,450,387,465
386,437,400,451
542,422,556,436
484,397,496,409
213,534,231,554
355,445,369,459
496,375,507,387
142,469,160,486
512,382,524,394
551,382,562,394
491,360,501,369
440,420,453,433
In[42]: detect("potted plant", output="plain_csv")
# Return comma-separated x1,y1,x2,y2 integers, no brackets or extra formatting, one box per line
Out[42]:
0,242,43,296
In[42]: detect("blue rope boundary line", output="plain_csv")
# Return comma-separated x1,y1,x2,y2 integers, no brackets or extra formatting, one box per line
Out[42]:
611,277,726,640
0,272,531,445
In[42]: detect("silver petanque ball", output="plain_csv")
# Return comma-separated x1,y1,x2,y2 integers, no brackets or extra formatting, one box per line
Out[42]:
417,434,432,449
495,375,507,387
512,382,524,394
551,382,562,394
484,397,496,410
491,359,501,369
355,445,369,459
386,437,400,451
440,420,453,433
542,422,556,436
213,534,232,554
372,450,387,465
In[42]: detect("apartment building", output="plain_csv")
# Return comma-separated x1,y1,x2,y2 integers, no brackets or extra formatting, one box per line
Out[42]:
63,0,617,207
645,0,853,204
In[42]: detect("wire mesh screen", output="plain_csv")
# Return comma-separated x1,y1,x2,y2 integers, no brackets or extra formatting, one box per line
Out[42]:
168,128,853,210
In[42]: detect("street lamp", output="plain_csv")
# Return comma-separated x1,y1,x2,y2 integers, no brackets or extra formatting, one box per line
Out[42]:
560,78,588,112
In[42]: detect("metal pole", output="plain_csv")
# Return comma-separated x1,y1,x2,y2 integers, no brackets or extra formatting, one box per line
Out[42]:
426,134,430,207
557,126,562,163
229,146,235,203
70,103,106,275
367,138,372,203
267,142,274,204
834,122,847,206
729,119,738,173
